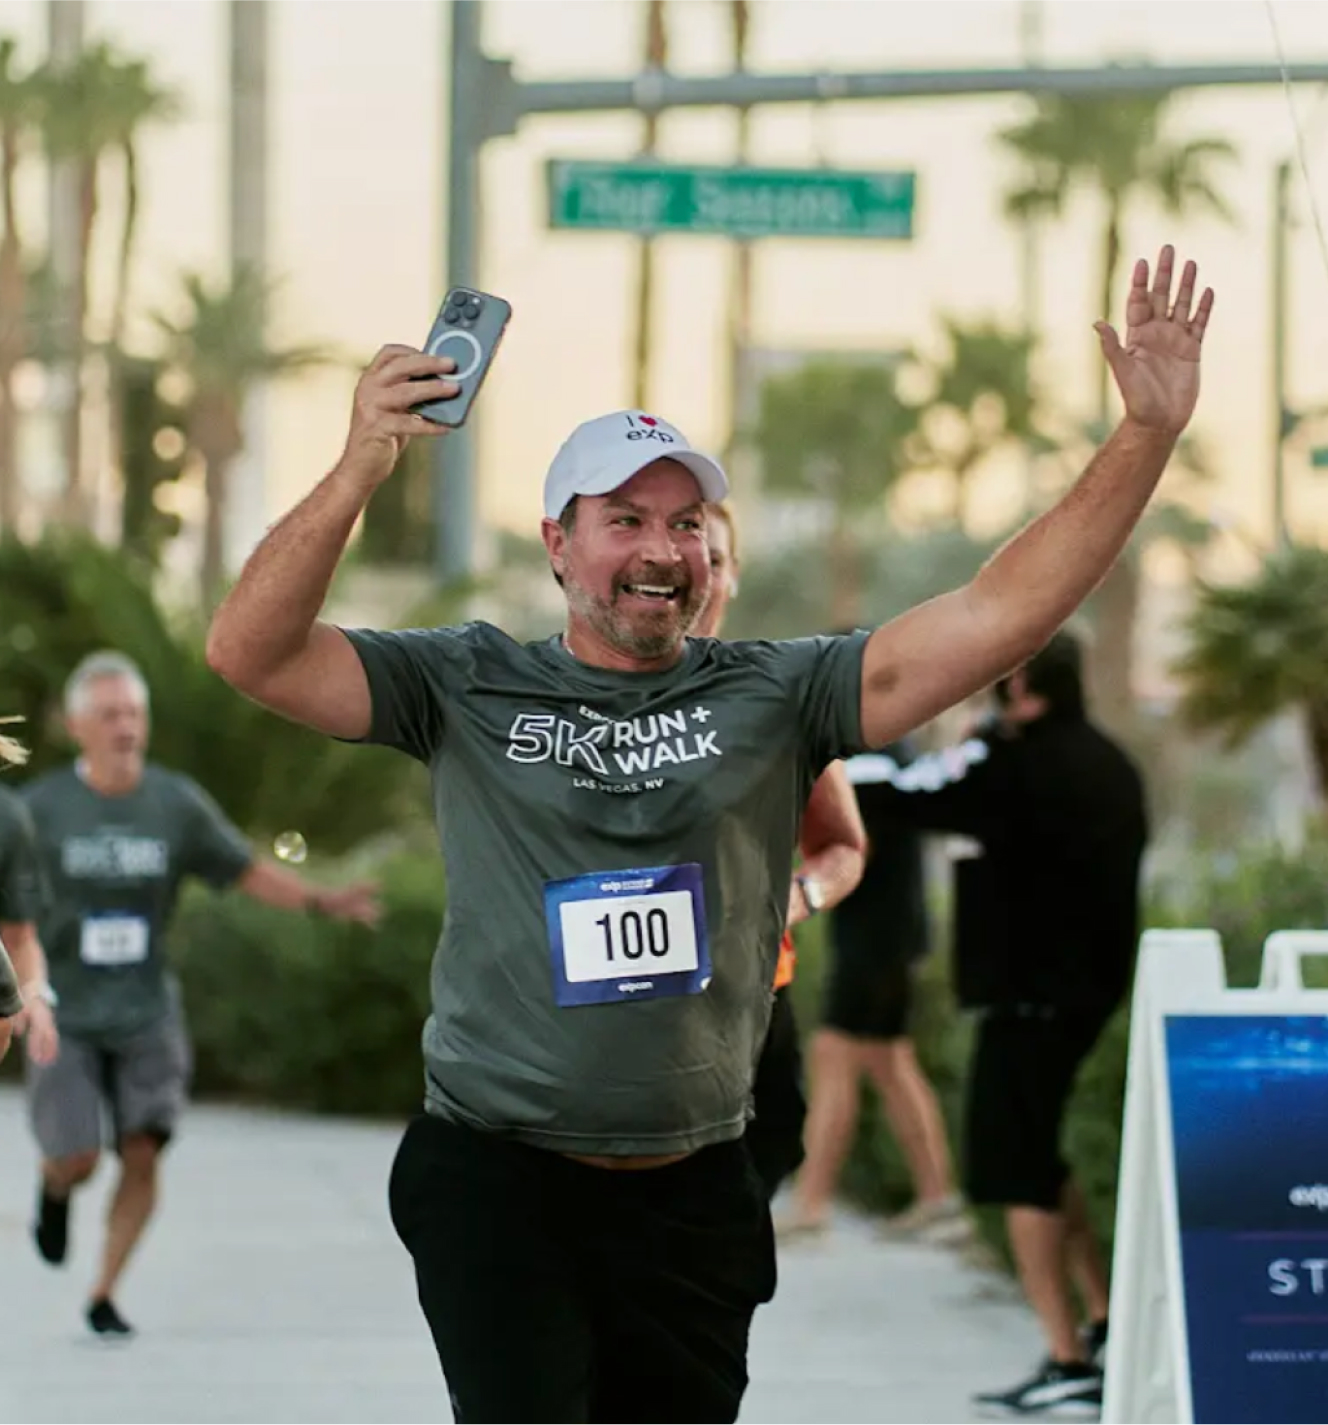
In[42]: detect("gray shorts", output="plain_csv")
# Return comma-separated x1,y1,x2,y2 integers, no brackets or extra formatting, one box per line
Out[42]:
26,1006,192,1160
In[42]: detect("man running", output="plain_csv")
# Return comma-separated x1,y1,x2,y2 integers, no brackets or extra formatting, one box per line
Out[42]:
23,651,380,1339
206,246,1211,1422
697,501,865,1200
0,727,58,1068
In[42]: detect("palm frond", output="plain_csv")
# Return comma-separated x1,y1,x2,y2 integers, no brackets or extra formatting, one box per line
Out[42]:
1175,546,1328,744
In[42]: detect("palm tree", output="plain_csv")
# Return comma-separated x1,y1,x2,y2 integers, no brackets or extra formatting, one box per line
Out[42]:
918,317,1047,527
1175,545,1328,793
0,37,39,533
751,357,921,628
998,91,1237,425
37,41,125,525
997,92,1237,734
115,353,187,564
101,56,181,542
631,0,668,410
35,41,181,525
154,267,331,609
103,56,181,357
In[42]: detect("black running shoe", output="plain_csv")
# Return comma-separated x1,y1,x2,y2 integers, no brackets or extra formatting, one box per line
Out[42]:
1082,1317,1109,1368
974,1358,1103,1418
87,1297,135,1340
33,1186,69,1265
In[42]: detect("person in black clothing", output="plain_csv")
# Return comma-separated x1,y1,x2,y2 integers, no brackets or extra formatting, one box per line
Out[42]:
778,735,960,1243
849,629,1147,1420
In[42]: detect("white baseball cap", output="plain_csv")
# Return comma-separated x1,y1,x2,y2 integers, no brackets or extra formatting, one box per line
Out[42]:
542,410,729,520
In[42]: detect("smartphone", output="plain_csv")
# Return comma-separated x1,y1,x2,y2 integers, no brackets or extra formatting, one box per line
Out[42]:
411,285,512,428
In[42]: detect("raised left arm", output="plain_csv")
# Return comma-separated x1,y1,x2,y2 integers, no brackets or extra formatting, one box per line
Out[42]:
858,245,1213,749
788,760,867,928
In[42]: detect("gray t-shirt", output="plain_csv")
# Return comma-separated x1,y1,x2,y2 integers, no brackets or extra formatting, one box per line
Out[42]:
0,785,44,1018
0,941,19,1018
22,764,254,1040
342,620,868,1156
0,784,43,924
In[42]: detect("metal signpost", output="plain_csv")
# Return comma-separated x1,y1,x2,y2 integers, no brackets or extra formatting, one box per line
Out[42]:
436,0,1328,585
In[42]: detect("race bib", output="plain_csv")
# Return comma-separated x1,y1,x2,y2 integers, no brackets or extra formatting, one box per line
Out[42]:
79,915,150,967
543,863,712,1007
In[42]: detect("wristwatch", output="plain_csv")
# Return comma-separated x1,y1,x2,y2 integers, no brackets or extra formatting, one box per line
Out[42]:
795,873,826,916
25,982,57,1007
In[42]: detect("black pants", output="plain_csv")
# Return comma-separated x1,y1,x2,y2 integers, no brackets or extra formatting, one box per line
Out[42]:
745,986,806,1199
964,1005,1112,1209
388,1114,777,1424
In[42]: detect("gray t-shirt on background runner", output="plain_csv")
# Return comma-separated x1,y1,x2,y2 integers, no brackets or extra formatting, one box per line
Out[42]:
0,785,45,1017
0,940,19,1020
0,784,44,925
342,620,868,1157
0,940,20,1017
22,764,254,1040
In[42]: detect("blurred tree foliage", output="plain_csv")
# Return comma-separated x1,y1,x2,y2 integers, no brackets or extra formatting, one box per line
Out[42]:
116,353,188,562
719,524,1009,643
751,357,923,629
0,532,424,851
1176,545,1328,791
359,434,435,567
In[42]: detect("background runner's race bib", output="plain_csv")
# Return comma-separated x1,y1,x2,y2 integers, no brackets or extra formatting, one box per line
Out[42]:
79,915,150,967
543,863,712,1007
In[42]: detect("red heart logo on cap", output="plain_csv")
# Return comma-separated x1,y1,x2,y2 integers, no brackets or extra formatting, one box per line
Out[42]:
640,415,657,426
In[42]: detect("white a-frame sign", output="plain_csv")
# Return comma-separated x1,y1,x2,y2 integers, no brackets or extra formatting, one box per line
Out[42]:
1104,929,1328,1425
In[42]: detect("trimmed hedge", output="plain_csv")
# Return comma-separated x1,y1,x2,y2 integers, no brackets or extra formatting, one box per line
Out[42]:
170,850,445,1116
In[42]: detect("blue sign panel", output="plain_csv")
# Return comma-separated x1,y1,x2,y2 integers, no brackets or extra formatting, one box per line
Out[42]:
1166,1015,1328,1423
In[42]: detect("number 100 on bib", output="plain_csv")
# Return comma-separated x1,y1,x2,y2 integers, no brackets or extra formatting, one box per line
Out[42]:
542,862,713,1007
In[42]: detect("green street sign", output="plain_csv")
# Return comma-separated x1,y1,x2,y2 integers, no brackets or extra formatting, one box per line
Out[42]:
546,160,915,240
1312,446,1328,470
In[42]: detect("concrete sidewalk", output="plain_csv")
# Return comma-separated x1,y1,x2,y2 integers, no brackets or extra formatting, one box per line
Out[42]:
0,1088,1042,1423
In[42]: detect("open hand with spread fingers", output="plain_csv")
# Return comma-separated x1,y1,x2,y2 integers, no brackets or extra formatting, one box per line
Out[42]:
1095,244,1214,438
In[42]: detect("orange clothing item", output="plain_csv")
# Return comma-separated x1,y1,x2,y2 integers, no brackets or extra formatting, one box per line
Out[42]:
773,929,797,991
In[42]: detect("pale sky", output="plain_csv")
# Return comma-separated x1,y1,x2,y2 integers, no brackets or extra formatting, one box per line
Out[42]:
7,0,1328,566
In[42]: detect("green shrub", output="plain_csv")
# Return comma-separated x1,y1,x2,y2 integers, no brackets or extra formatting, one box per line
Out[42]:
170,850,445,1116
1192,832,1328,988
1062,1007,1130,1260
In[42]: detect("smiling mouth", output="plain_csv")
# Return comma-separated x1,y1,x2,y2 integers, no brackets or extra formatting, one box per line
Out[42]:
620,583,683,603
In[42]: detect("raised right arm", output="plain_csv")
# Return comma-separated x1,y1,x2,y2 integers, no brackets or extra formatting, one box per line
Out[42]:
205,344,457,738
